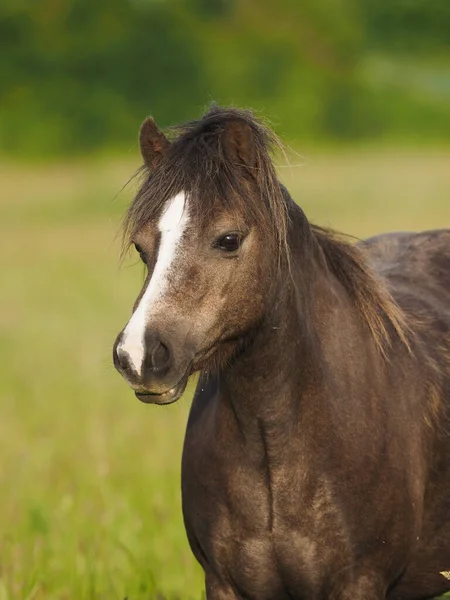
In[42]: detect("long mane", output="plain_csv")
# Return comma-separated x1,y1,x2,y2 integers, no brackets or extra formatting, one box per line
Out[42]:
311,225,410,354
123,105,409,354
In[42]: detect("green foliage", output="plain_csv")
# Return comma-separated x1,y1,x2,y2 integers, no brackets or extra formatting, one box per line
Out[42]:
0,0,205,155
1,0,450,156
362,0,450,54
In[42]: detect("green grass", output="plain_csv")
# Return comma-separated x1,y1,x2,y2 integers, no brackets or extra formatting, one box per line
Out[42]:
0,151,449,599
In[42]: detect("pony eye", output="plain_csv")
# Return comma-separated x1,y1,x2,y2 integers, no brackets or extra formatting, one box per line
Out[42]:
215,233,242,253
134,243,143,254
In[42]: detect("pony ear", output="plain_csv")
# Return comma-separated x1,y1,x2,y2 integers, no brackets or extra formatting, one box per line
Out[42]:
221,120,257,171
139,117,170,171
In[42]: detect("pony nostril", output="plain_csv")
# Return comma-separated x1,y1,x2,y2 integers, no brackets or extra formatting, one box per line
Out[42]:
148,339,171,374
154,341,169,365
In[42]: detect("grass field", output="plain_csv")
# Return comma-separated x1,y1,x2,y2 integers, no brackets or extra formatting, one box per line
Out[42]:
1,151,450,599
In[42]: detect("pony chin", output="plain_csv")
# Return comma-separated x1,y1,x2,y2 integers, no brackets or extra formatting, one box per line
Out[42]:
135,372,189,405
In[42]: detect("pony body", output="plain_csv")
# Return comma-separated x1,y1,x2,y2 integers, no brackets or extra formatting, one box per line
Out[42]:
114,107,450,600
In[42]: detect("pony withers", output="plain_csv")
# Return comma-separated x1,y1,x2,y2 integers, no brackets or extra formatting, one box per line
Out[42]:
113,106,450,600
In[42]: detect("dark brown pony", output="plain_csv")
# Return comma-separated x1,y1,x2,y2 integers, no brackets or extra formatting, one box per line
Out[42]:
113,106,450,600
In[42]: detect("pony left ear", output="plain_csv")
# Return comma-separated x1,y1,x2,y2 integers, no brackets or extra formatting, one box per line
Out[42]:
139,117,170,171
221,120,257,171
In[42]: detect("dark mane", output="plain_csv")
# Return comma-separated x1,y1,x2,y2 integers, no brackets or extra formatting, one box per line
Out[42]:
124,105,288,257
123,105,408,354
311,225,410,354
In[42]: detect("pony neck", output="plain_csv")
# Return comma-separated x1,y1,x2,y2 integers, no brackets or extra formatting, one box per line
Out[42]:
212,202,378,438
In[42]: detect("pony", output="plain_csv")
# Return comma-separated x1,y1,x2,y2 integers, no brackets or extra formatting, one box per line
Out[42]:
113,106,450,600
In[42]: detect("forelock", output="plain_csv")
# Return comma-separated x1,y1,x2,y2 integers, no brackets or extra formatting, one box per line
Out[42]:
122,105,289,259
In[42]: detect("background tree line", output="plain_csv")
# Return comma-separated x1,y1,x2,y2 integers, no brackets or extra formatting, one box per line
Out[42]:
1,0,450,156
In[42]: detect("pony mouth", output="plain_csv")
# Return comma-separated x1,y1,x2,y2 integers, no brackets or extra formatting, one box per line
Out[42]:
134,373,189,405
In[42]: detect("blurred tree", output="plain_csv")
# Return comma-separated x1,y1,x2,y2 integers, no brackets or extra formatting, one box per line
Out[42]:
0,0,449,156
0,0,205,154
362,0,450,54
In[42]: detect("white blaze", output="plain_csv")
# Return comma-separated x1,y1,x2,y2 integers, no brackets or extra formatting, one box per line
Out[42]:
118,191,189,375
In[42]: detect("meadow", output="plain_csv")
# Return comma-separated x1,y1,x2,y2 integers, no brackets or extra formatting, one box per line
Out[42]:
1,151,449,599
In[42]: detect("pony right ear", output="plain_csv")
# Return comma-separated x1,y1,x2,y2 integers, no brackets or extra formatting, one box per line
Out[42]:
139,117,170,171
221,119,257,171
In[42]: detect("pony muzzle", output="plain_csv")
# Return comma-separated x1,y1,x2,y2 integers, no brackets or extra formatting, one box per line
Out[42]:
113,330,190,403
